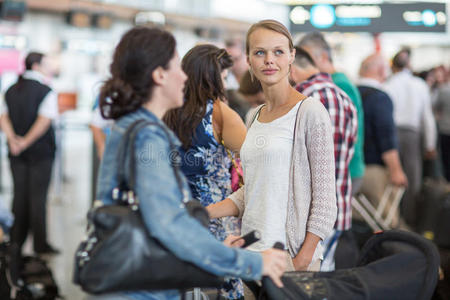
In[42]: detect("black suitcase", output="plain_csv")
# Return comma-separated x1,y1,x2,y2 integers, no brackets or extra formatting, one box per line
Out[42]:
434,194,450,249
417,178,450,248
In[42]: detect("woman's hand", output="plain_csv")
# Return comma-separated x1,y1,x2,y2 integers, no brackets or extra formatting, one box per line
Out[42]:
292,253,313,271
223,235,245,248
292,232,320,271
261,249,286,288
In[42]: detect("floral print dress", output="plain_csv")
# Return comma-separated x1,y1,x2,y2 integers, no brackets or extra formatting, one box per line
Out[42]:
179,100,243,299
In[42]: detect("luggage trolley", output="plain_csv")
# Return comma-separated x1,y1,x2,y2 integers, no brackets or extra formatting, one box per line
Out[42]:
352,185,405,231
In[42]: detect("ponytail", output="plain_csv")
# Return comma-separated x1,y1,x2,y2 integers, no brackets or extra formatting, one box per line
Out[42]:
99,77,145,119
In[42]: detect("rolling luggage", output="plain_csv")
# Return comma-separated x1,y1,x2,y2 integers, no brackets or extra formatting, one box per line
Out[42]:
417,178,450,249
250,230,440,300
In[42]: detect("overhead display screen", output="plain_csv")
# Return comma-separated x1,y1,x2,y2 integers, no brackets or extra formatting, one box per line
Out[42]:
289,2,447,32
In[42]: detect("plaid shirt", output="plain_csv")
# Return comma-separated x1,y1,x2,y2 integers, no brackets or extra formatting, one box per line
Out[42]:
296,73,357,231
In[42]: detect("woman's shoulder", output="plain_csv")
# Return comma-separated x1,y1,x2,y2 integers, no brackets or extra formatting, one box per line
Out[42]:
300,96,330,116
113,111,180,148
298,96,332,126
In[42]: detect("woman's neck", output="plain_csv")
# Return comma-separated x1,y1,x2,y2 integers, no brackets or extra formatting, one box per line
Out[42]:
142,100,168,119
262,80,297,112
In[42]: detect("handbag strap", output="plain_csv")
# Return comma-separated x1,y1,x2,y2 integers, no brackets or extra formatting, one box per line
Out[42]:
249,104,265,128
117,120,148,190
116,119,189,204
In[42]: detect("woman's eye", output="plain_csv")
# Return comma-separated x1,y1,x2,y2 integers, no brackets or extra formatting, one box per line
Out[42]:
275,49,284,55
255,50,264,56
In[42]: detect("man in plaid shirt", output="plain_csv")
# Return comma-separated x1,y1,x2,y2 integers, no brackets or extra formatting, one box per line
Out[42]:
291,47,357,271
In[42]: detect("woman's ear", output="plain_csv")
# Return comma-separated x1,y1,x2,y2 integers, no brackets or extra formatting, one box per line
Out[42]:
152,66,166,86
290,47,296,65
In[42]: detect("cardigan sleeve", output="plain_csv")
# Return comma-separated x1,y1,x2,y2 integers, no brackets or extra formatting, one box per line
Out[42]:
304,107,337,240
228,186,245,219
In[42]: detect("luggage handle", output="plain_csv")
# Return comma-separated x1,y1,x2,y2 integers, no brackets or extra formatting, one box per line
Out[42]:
352,185,405,231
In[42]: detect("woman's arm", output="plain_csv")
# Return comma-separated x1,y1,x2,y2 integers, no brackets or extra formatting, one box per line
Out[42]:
134,129,259,280
219,101,247,156
293,104,337,270
206,198,239,219
304,110,337,240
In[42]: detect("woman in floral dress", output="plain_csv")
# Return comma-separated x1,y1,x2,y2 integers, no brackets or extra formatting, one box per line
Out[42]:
164,44,247,299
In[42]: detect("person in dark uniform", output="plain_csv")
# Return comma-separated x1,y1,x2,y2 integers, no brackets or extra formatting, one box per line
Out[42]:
0,52,59,255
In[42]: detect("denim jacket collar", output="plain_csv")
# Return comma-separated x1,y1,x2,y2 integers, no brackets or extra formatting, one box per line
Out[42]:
113,107,181,148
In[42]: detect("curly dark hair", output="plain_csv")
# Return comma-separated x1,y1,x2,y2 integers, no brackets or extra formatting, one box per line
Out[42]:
164,44,232,149
100,26,176,119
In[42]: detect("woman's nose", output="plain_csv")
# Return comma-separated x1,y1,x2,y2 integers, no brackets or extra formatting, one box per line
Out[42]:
264,52,274,65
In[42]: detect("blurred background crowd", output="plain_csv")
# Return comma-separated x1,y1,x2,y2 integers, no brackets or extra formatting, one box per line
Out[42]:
0,0,448,298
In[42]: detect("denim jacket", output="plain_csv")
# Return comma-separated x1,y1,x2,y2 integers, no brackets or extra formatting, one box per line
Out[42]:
96,108,262,300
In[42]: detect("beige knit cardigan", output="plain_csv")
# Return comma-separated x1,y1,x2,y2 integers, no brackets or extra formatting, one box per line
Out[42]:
229,96,337,257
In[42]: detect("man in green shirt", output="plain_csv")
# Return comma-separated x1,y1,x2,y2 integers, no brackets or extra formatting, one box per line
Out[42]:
332,72,365,187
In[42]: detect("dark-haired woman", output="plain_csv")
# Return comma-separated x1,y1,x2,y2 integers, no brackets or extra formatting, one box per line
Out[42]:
164,44,247,299
93,26,286,300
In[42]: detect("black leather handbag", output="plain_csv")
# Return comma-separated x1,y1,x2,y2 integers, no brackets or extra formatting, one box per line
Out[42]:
73,120,222,294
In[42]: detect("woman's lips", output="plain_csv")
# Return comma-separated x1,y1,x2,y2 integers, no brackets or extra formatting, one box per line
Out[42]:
262,69,277,75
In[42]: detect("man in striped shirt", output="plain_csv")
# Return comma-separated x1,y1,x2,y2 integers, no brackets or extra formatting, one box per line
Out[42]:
291,47,357,271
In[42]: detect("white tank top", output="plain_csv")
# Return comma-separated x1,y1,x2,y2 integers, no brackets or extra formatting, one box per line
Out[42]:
240,101,301,251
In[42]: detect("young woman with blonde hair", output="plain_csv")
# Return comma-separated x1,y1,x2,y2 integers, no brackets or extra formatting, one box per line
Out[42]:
207,20,337,273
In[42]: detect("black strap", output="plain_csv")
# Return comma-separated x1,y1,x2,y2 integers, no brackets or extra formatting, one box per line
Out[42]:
249,104,265,128
117,120,148,190
116,120,187,203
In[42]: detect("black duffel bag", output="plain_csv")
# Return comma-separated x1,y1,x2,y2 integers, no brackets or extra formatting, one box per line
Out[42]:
73,120,222,294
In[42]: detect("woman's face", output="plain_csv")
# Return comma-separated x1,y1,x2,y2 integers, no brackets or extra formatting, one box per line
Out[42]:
247,28,293,86
164,52,187,109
